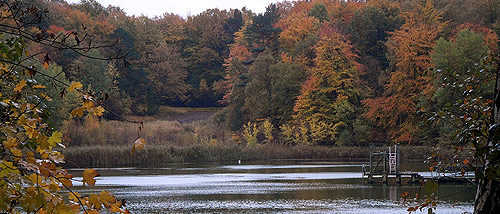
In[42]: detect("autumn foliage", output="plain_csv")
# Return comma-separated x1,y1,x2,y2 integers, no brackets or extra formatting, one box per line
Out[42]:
363,1,444,143
2,0,500,212
293,28,362,145
0,1,134,213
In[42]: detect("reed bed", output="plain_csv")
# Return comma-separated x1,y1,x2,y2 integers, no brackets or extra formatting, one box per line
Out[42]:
61,118,447,168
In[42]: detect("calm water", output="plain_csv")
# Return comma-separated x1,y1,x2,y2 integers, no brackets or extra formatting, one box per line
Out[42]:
70,161,475,213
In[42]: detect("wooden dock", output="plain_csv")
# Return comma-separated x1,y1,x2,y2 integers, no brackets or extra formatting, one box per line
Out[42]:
361,144,475,184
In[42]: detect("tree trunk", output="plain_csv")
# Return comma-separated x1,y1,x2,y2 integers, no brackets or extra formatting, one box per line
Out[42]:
474,58,500,213
474,178,500,213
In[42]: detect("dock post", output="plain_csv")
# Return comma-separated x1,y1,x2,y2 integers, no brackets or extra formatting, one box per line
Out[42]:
369,152,373,183
383,153,388,184
383,152,387,176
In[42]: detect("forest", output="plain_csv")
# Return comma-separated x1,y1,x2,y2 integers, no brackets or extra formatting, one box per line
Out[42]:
24,0,499,147
1,0,500,213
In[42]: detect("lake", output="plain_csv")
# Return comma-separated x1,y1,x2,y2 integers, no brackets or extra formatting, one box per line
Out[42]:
70,161,475,213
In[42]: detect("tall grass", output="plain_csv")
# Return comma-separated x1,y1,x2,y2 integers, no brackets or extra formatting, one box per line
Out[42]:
62,118,447,168
64,117,227,147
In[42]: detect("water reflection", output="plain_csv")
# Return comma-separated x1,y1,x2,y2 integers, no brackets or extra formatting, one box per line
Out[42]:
70,161,475,213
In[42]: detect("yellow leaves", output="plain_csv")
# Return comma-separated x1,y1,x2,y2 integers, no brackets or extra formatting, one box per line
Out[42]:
24,125,41,139
67,81,83,92
49,181,61,191
10,147,22,157
3,137,18,149
38,162,57,177
262,120,274,142
40,92,52,101
0,11,128,214
82,210,99,214
71,100,105,118
20,187,46,212
82,99,94,109
36,134,50,151
109,201,129,213
99,190,115,205
14,79,27,92
47,131,63,148
53,203,76,214
70,107,85,117
88,194,101,210
84,191,129,213
82,169,99,186
0,161,20,177
84,101,104,117
59,174,73,188
280,124,295,142
65,82,106,118
47,150,65,163
68,192,81,203
27,173,41,186
131,138,146,154
92,106,105,117
242,122,258,146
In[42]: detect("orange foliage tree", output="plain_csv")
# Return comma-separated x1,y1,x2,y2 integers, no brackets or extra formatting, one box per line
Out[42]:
293,27,362,145
363,0,444,143
277,12,320,51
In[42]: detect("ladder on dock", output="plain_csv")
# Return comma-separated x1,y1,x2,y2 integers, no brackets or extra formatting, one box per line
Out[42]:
389,145,397,174
364,144,402,184
363,144,474,184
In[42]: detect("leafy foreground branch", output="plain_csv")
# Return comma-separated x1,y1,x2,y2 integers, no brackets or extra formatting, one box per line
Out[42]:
0,0,136,213
406,47,500,213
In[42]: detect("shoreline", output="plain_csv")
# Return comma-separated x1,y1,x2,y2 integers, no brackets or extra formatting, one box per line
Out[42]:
61,144,441,168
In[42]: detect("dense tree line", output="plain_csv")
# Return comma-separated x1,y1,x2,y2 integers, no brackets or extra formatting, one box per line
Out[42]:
218,0,499,148
29,0,247,120
31,0,500,147
2,0,500,212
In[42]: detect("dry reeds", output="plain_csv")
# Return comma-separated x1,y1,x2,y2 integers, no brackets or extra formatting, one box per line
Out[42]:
61,118,443,168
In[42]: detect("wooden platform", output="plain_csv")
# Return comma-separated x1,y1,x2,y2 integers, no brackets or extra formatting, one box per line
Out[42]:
361,144,475,185
363,170,422,184
362,170,475,184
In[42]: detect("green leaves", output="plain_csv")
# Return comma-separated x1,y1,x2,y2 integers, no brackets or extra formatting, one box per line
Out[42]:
47,131,63,149
0,161,20,177
0,2,133,213
423,180,439,195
